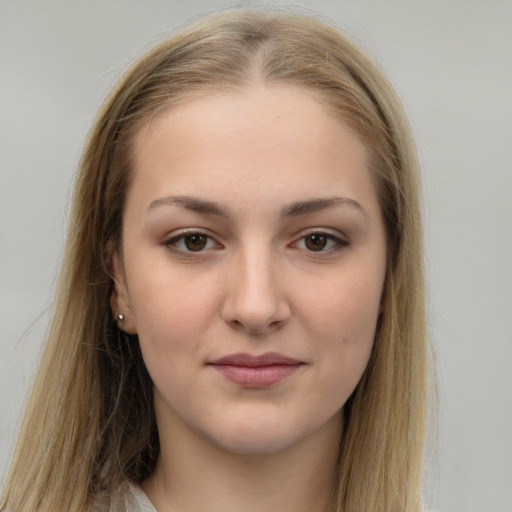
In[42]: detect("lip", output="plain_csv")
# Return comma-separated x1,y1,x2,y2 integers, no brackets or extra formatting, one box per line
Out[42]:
208,352,304,388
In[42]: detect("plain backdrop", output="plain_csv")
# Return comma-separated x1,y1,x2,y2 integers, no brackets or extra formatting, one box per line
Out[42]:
1,1,511,511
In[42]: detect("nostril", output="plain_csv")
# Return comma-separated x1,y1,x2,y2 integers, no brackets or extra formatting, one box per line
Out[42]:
227,316,286,335
268,319,285,330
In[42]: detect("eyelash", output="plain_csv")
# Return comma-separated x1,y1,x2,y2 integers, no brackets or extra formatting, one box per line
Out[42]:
291,231,348,253
163,230,221,253
163,229,348,254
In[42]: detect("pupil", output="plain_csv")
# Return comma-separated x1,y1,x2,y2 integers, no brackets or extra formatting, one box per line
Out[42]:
306,234,327,251
185,234,207,251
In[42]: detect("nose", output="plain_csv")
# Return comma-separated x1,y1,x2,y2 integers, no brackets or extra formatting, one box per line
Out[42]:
221,244,291,335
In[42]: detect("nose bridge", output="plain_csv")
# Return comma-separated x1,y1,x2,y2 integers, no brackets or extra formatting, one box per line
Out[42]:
223,236,288,333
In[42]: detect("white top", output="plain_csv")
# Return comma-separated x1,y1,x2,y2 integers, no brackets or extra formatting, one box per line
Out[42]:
106,482,157,512
102,482,436,512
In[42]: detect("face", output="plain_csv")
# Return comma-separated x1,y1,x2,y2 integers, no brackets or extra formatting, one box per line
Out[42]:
111,85,387,456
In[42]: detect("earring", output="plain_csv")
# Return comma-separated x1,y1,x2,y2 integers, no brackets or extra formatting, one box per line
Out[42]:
116,314,124,322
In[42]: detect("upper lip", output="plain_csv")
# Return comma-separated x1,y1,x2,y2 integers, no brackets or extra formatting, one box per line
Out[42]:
209,352,303,367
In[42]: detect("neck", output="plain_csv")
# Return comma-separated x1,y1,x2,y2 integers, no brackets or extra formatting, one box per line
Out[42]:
142,413,341,512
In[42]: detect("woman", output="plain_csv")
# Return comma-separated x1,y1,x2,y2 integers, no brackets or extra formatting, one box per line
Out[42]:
2,9,430,512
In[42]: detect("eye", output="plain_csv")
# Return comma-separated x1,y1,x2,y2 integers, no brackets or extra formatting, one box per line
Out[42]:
294,232,347,252
164,232,220,252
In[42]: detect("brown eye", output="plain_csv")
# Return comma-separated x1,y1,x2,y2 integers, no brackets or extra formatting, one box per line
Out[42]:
304,234,328,251
184,234,208,251
164,232,219,253
294,232,346,253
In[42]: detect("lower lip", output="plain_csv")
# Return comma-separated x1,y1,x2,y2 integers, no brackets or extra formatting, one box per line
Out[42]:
211,364,302,388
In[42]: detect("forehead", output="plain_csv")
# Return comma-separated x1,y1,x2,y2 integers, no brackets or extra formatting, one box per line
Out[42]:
127,84,378,217
132,83,367,154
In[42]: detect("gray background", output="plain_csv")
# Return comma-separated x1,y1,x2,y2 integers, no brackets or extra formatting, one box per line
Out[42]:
1,1,511,511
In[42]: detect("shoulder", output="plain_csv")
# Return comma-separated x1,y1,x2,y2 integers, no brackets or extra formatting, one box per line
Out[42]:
123,482,157,512
88,481,157,512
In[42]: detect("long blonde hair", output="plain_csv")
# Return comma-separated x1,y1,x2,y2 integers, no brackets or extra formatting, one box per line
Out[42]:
2,9,430,512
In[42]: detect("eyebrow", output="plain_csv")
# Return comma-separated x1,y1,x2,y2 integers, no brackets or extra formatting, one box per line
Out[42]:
148,195,227,217
280,197,367,219
147,195,366,219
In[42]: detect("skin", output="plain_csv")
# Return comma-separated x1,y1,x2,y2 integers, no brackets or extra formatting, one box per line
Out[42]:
111,84,387,512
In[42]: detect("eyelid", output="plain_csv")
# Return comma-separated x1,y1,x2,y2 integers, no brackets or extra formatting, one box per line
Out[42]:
161,227,348,253
290,228,349,252
163,228,223,253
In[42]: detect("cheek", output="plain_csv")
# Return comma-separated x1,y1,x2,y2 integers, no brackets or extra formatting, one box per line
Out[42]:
128,277,216,400
296,266,383,393
298,267,383,342
124,256,222,357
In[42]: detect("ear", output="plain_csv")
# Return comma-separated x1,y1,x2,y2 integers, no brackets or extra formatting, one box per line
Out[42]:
110,250,138,335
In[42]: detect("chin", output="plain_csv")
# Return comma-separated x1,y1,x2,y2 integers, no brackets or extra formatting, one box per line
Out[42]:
213,432,299,456
204,413,337,457
197,413,295,455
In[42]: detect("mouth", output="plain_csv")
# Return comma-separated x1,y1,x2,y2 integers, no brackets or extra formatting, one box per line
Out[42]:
208,352,304,388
